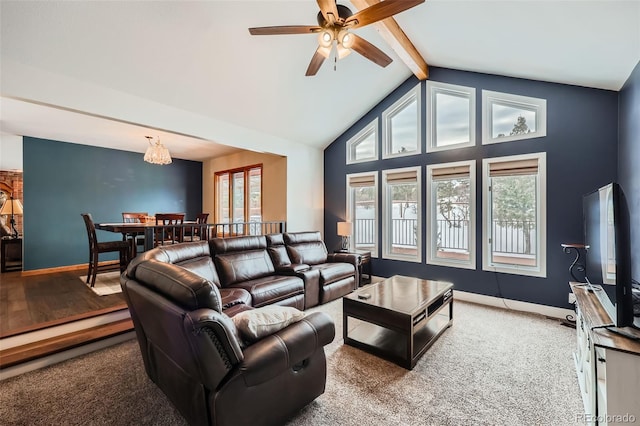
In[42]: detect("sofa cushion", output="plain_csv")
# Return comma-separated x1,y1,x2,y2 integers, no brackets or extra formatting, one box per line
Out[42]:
127,241,221,286
215,250,276,286
313,262,355,284
229,275,304,307
266,233,292,268
286,241,328,265
175,256,221,288
210,235,267,254
232,305,305,344
283,231,323,245
134,260,222,312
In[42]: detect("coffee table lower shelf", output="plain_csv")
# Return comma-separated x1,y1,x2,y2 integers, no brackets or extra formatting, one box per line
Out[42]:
345,310,451,369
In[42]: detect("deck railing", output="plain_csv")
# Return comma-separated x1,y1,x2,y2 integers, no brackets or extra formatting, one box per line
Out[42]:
143,221,286,251
352,218,536,255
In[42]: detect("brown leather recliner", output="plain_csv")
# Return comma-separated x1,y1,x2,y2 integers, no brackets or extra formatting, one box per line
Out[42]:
122,256,335,426
283,231,360,305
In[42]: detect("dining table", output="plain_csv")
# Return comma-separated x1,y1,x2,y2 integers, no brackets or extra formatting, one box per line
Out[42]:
96,221,197,256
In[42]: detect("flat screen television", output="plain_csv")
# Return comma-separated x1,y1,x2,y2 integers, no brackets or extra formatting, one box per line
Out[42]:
583,182,639,329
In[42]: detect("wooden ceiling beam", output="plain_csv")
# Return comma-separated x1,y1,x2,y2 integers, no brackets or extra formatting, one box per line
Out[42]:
350,0,429,80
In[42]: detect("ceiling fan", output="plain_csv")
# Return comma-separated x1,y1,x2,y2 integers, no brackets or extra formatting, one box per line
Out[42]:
248,0,424,76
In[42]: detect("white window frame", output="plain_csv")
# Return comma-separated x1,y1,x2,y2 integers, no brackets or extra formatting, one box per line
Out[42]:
346,172,379,257
482,152,547,278
482,90,547,145
426,160,476,269
382,84,422,159
382,166,421,262
426,81,476,153
346,119,378,164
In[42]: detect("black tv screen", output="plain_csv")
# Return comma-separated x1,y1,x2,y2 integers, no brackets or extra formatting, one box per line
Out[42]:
583,182,635,328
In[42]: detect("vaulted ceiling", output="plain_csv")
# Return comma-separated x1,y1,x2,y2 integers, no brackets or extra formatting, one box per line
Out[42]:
1,1,639,161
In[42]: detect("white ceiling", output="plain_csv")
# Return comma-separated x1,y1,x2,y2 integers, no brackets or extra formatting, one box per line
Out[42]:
1,1,639,161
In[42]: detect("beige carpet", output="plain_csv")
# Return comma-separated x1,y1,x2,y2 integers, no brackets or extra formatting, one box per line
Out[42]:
0,298,583,425
79,271,122,296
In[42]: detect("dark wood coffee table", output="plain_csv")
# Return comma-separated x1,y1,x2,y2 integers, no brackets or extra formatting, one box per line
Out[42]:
343,275,453,370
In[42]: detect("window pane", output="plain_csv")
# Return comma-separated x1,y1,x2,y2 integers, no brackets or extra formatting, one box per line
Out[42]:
353,185,376,251
434,177,471,261
353,131,376,161
248,168,262,234
218,173,230,224
490,175,537,267
492,103,537,138
390,183,418,255
232,171,245,223
435,92,470,146
390,99,418,154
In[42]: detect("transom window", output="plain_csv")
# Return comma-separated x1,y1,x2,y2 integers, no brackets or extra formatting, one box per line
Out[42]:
346,119,378,164
382,167,421,262
382,84,421,159
426,81,476,152
215,165,262,233
426,161,476,269
482,153,546,277
482,90,547,145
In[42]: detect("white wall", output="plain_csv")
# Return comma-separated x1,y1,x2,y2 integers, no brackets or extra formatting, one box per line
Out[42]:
0,133,23,171
1,60,324,232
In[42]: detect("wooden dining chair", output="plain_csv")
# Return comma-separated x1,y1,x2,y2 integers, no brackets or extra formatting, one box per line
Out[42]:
122,212,148,253
154,213,185,246
183,212,210,242
81,213,131,287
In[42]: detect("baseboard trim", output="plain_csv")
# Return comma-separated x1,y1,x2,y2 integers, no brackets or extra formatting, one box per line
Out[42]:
21,260,119,276
453,290,574,320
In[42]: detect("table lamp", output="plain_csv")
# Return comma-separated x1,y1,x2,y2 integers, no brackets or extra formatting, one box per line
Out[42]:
337,221,352,251
0,197,23,239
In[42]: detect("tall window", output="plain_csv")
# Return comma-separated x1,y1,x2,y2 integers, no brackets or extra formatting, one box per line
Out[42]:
426,161,475,269
382,84,421,159
382,167,421,262
215,165,262,233
346,172,378,256
482,153,546,277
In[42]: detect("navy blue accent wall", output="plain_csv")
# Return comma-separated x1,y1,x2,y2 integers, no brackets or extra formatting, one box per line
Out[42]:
618,60,640,283
324,67,619,309
23,137,202,270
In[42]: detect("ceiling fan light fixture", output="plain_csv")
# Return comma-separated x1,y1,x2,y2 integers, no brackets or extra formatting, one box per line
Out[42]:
336,43,351,59
317,45,332,59
337,30,354,49
318,29,334,48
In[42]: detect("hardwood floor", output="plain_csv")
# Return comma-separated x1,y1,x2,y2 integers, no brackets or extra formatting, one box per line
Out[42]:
0,269,126,337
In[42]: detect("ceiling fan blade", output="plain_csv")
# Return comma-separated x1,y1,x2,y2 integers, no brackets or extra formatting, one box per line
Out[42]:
351,34,392,68
306,47,328,76
317,0,340,25
249,26,321,35
345,0,424,28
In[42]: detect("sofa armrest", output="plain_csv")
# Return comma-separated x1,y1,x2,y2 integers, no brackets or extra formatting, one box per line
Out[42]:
327,252,360,289
327,252,360,266
184,309,245,389
275,263,311,274
239,312,335,387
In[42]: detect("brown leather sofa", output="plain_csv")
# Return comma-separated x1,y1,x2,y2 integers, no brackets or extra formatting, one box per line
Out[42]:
121,232,357,425
267,232,360,308
122,243,335,426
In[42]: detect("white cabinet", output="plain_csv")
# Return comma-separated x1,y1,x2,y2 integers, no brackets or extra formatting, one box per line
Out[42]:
594,347,640,425
571,283,640,426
